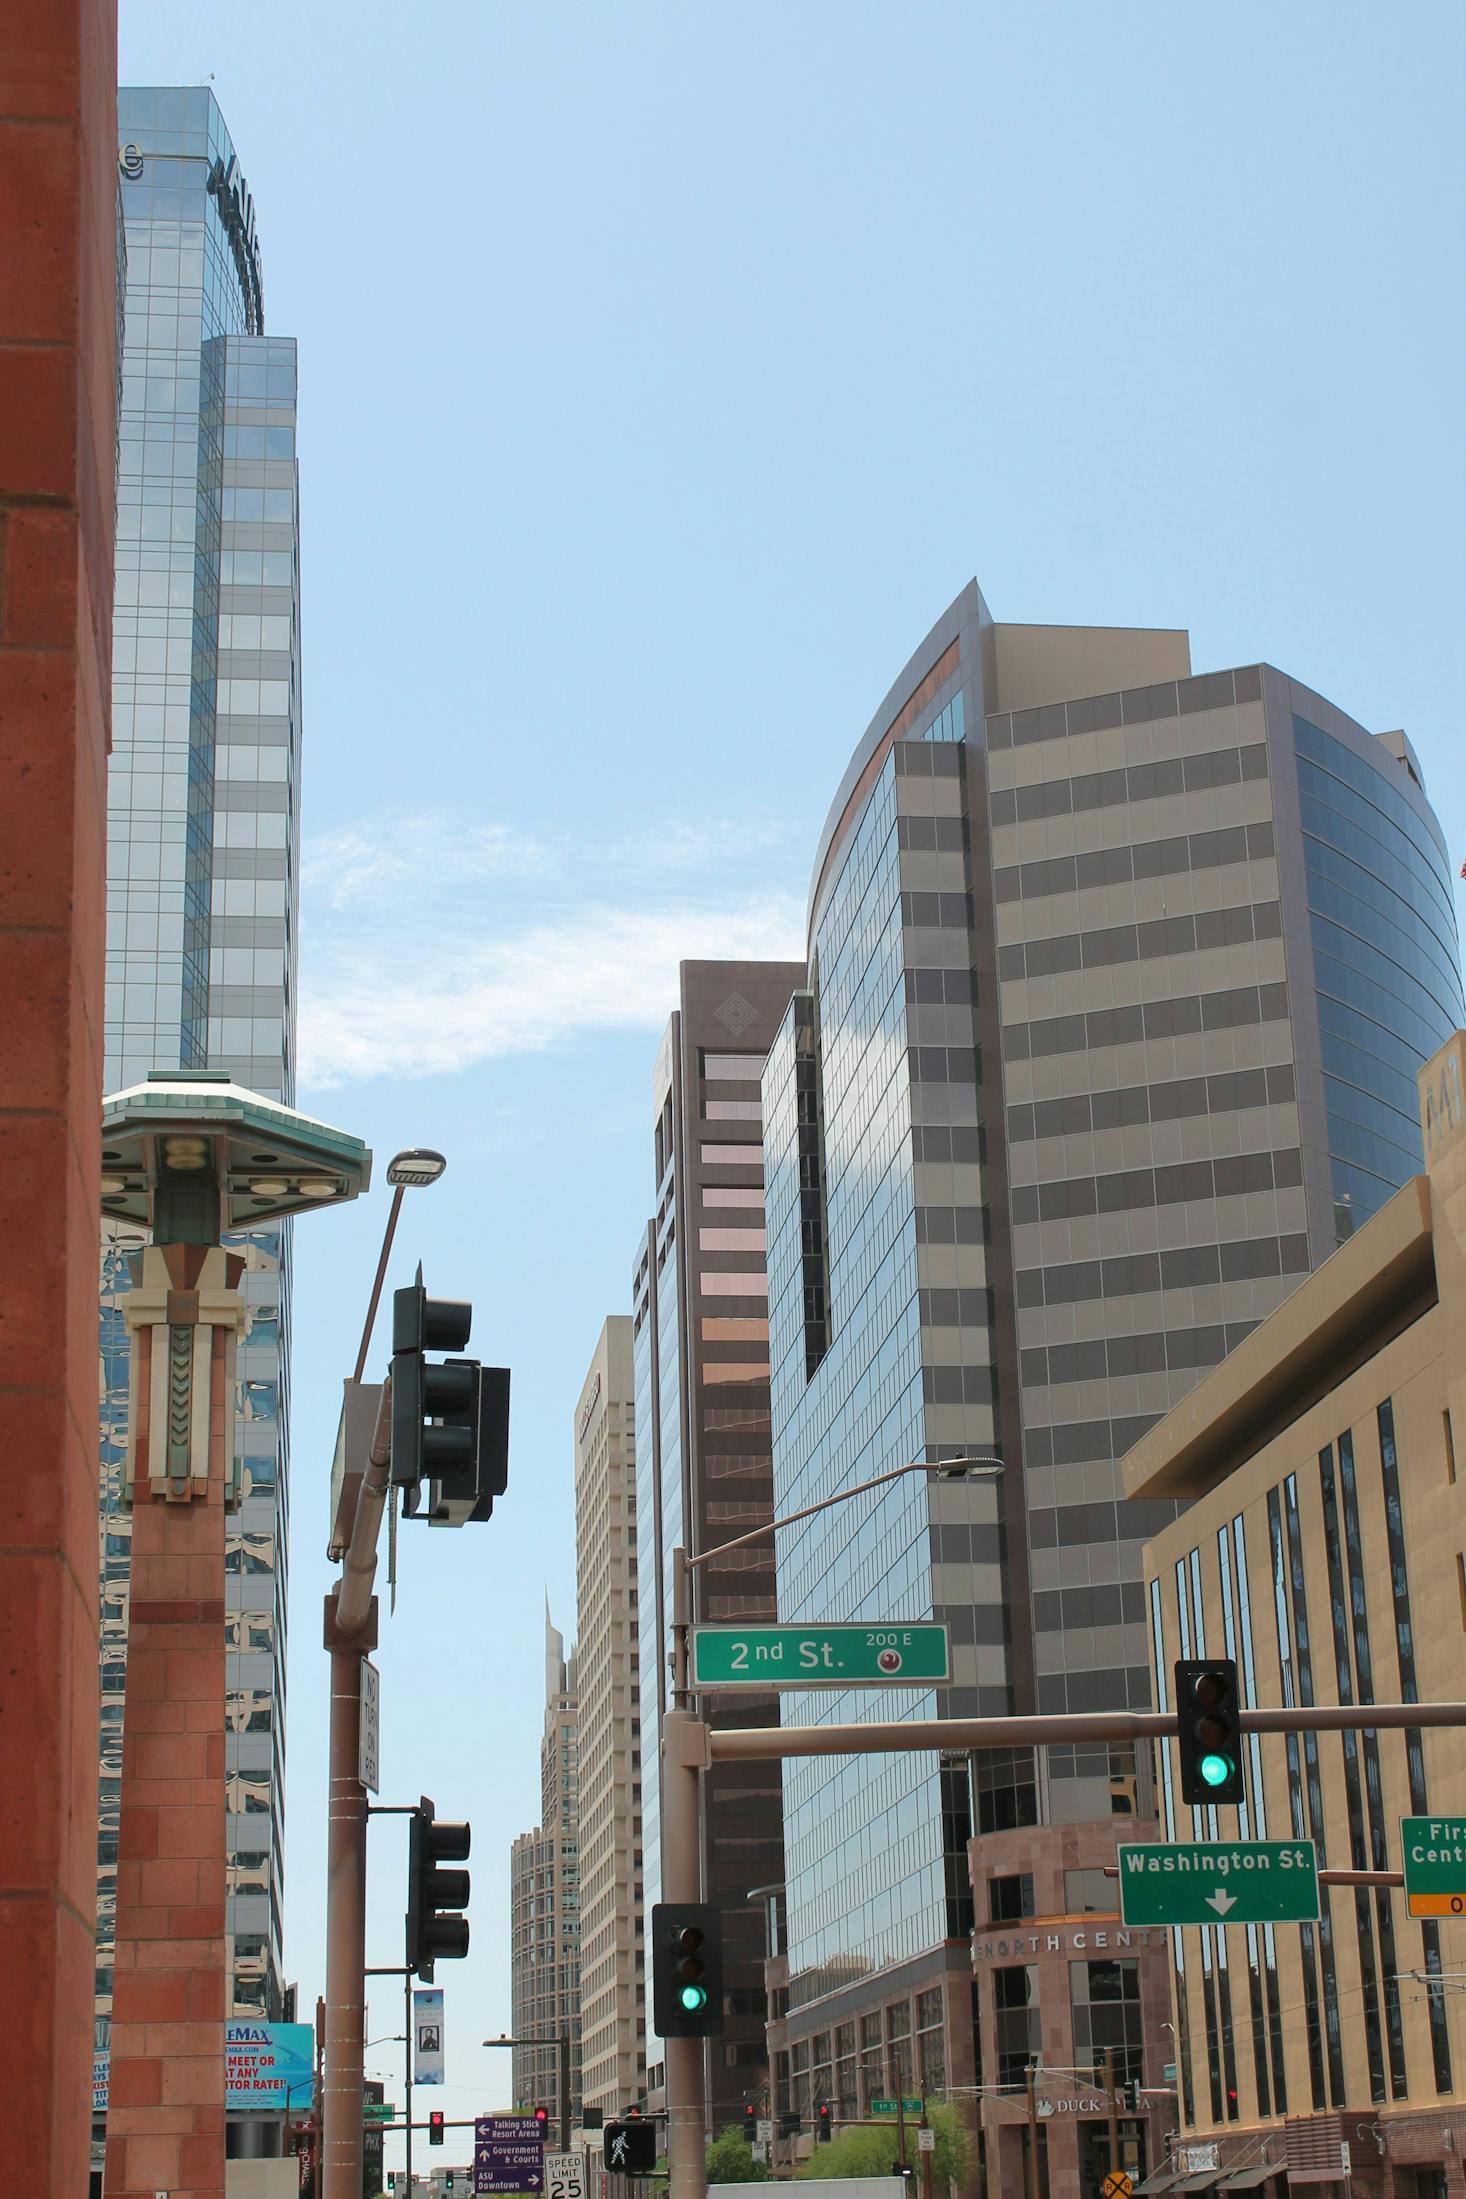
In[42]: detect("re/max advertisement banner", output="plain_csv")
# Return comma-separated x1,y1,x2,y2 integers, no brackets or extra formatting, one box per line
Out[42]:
93,2021,314,2112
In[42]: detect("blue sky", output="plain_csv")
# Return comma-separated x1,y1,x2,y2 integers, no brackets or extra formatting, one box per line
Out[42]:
119,0,1466,2162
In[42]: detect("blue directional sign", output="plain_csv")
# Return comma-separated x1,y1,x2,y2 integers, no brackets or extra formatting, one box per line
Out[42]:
475,2114,546,2195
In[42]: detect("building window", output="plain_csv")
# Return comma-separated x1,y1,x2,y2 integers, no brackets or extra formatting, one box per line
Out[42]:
993,1966,1039,2089
989,1874,1034,1923
1069,1959,1143,2089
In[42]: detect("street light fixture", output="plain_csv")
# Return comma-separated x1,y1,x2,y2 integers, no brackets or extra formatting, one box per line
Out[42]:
671,1455,1004,1698
352,1147,449,1380
482,2032,573,2150
659,1453,1004,2199
322,1146,450,2199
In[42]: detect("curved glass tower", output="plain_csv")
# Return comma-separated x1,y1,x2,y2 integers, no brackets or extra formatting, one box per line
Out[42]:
98,87,302,2058
760,581,1463,2133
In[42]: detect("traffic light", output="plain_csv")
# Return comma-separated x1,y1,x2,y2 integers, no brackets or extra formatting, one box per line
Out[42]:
605,2119,658,2173
406,1795,471,1978
650,1901,724,2038
744,2105,757,2140
534,2107,549,2136
429,2111,445,2147
391,1278,511,1525
446,2177,456,2192
818,2102,832,2143
1175,1657,1245,1804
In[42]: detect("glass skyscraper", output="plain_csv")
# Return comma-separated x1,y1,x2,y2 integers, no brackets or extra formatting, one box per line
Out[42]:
760,581,1463,2163
632,962,805,2124
97,88,302,2038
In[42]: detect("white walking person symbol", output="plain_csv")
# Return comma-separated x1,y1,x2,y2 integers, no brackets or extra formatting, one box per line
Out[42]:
612,2131,629,2167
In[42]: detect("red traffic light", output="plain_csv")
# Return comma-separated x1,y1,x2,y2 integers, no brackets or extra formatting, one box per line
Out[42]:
534,2107,549,2129
429,2111,445,2147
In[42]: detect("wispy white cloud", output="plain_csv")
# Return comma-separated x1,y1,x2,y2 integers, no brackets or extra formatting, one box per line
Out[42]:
302,817,555,911
298,893,807,1089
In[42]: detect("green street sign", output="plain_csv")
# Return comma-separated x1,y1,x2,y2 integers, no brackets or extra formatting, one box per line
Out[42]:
1118,1840,1319,1927
692,1623,949,1690
870,2099,923,2116
364,2102,398,2121
1402,1817,1466,1917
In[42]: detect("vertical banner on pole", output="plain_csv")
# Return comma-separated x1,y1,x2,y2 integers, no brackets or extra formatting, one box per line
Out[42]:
413,1987,445,2085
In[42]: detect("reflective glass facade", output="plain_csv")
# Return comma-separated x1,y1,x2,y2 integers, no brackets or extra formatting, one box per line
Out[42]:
97,89,300,2037
764,583,1464,2036
632,966,803,2120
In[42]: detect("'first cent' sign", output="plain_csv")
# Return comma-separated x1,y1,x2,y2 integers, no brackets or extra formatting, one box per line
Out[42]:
692,1622,949,1689
1402,1818,1466,1916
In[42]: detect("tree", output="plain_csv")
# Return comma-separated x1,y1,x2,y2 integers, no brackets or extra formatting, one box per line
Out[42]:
798,2102,971,2192
707,2125,768,2183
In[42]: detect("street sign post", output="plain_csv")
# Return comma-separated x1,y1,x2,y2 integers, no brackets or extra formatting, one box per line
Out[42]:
1401,1817,1466,1916
870,2099,924,2117
692,1623,949,1689
1117,1840,1320,1927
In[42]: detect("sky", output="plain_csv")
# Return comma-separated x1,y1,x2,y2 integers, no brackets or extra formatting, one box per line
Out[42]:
117,0,1466,2171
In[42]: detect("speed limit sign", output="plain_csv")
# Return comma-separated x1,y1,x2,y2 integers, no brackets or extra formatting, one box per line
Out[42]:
546,2153,584,2199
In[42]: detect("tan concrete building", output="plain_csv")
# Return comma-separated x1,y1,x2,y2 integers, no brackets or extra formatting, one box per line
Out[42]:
575,1319,646,2120
510,1613,582,2125
1124,1031,1466,2195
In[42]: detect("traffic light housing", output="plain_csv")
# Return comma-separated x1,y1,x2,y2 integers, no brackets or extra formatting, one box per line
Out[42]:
429,2111,445,2147
534,2107,549,2135
1175,1657,1245,1804
391,1280,511,1525
818,2102,832,2143
605,2119,657,2173
650,1901,724,2039
744,2106,756,2140
407,1795,471,1979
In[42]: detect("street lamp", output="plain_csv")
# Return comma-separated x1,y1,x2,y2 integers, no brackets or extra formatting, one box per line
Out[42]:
670,1454,1004,1696
482,2032,574,2150
322,1147,450,2199
352,1148,448,1379
660,1454,1004,2199
97,1073,369,2199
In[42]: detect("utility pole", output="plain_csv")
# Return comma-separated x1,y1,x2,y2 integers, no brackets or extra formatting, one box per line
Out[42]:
1104,2049,1120,2179
321,1381,391,2199
1024,2065,1040,2199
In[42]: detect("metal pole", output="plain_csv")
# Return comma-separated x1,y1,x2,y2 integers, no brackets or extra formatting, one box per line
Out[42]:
1104,2049,1119,2179
322,1383,392,2199
918,2038,932,2199
323,1639,368,2199
891,2053,906,2178
353,1183,406,1381
706,1699,1466,1762
1024,2066,1040,2199
679,1458,1003,1571
661,1693,709,2199
561,2025,572,2151
405,1969,414,2197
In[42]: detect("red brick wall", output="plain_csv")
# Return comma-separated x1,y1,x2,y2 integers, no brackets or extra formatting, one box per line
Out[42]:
0,1,117,2191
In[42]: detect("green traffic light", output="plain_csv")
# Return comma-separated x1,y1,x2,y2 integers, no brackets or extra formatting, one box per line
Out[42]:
679,1983,709,2012
1200,1752,1233,1788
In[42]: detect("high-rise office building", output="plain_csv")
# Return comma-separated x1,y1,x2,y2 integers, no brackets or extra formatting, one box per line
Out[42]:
511,1612,583,2125
632,960,805,2123
760,579,1463,2183
574,1320,647,2120
97,88,301,2037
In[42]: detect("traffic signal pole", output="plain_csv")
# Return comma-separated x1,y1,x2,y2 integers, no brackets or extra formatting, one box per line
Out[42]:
322,1380,393,2199
662,1556,710,2199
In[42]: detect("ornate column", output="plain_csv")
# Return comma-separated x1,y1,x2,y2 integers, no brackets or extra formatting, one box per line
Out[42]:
103,1243,246,2199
